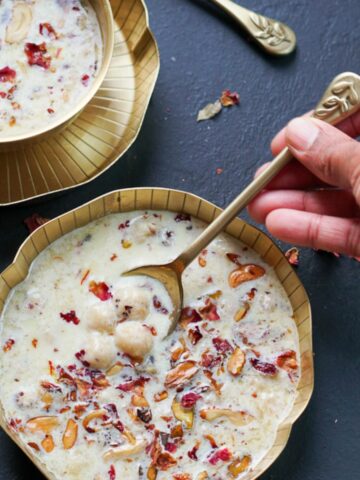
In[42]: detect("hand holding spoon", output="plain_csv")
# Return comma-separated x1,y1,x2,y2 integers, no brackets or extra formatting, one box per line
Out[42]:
125,72,360,335
208,0,296,55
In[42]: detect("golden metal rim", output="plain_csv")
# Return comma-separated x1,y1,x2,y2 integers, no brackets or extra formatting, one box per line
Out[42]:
0,0,161,206
0,187,314,480
0,0,115,145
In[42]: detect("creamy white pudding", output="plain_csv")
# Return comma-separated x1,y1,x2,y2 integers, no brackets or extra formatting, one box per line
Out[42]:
0,211,300,480
0,0,102,136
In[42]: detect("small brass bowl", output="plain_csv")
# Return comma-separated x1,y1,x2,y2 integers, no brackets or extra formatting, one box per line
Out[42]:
0,0,114,152
0,188,314,480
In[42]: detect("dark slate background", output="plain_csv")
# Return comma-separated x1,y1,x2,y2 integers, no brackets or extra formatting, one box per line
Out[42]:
0,0,359,478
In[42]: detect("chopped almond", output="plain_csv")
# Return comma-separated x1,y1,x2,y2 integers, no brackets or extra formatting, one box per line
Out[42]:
200,408,253,426
154,391,168,402
228,264,265,288
228,455,252,477
41,434,55,453
172,398,194,429
62,419,78,449
26,416,59,434
227,347,246,376
165,361,198,389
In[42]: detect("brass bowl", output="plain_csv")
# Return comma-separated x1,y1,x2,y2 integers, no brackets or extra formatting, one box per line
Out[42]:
0,188,314,480
0,0,160,206
0,0,115,151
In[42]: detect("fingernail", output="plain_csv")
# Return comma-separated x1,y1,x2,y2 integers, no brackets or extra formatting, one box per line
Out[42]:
286,118,319,151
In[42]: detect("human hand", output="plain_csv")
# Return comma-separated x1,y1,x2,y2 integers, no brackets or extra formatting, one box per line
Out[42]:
248,113,360,257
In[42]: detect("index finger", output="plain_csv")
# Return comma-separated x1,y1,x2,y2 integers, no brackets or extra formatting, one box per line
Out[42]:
271,109,360,156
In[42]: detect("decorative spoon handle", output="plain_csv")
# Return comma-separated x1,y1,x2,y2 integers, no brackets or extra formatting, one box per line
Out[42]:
176,72,360,269
208,0,296,55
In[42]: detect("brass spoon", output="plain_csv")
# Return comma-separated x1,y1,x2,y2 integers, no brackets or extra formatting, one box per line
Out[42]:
208,0,296,56
125,72,360,334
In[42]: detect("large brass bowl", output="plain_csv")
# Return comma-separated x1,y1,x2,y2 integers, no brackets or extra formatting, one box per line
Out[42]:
0,187,314,480
0,0,115,151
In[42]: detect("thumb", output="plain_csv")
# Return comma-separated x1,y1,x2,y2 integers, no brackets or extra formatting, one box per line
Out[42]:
285,117,360,205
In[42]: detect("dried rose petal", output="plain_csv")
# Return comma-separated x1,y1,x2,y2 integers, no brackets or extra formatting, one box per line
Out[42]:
118,220,130,230
180,307,202,328
165,442,177,453
41,381,62,393
153,296,169,314
137,407,152,424
75,349,90,367
39,23,58,39
108,465,116,480
81,74,90,86
276,350,298,372
208,447,232,465
60,310,80,325
220,90,240,107
89,281,112,301
250,358,277,376
24,213,49,233
199,300,220,321
226,253,242,265
188,326,203,345
212,337,233,354
3,338,15,352
181,392,202,409
156,452,177,471
174,213,191,222
188,441,200,460
25,42,51,69
0,66,16,82
116,376,150,392
285,247,300,266
200,350,221,369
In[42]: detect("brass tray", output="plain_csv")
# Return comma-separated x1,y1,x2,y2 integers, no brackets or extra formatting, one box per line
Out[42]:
0,188,314,480
0,0,160,206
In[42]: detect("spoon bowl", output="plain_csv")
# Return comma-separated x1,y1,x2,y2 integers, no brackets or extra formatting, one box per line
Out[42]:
124,72,360,335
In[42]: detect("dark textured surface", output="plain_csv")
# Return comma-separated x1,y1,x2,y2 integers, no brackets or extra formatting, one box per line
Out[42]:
0,0,359,478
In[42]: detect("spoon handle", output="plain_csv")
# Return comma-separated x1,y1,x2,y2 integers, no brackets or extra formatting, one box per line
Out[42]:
176,72,360,269
208,0,296,55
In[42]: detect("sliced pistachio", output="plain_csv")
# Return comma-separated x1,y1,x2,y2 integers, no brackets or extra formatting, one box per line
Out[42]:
103,439,146,461
62,419,78,450
227,347,246,376
199,408,253,426
5,3,32,44
172,398,194,429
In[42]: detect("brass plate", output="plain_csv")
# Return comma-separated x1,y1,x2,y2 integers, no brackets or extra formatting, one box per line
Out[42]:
0,0,160,206
0,188,314,480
